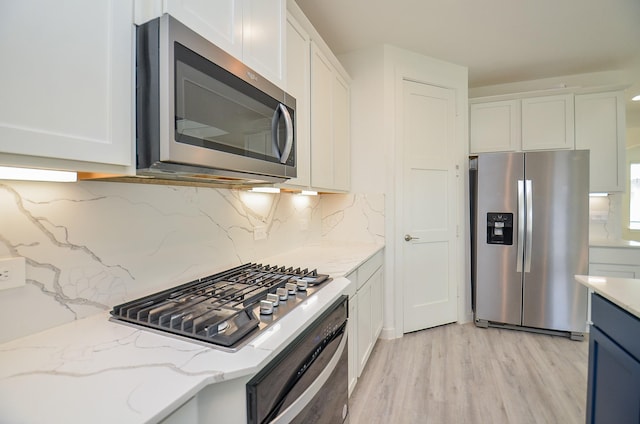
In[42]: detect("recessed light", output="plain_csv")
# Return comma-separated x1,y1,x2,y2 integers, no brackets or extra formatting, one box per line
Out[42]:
0,166,77,182
249,187,280,193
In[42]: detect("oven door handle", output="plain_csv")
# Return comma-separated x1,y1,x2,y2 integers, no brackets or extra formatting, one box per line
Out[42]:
268,324,347,424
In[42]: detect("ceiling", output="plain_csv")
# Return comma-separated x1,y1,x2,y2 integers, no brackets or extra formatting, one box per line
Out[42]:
294,0,640,126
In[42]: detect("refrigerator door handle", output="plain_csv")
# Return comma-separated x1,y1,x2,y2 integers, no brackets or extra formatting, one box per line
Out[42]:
517,180,525,273
524,179,533,273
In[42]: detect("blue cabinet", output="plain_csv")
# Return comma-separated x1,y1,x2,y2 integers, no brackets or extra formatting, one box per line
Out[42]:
586,294,640,424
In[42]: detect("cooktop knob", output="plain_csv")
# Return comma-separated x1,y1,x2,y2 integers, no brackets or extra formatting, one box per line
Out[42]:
296,279,308,291
266,293,279,306
259,300,274,315
285,282,297,295
277,287,288,300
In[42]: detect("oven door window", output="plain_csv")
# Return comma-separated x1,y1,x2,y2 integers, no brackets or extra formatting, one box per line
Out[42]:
174,43,294,166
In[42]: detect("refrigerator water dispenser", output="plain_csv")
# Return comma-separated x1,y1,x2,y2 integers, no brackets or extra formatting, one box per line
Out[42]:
486,213,513,245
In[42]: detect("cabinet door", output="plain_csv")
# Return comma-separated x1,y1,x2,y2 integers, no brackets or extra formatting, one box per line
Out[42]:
356,280,373,377
281,14,310,188
469,100,520,153
589,263,640,279
310,44,334,189
370,267,384,338
348,294,358,396
310,43,351,192
332,73,351,191
521,94,574,151
587,326,640,424
575,91,625,192
164,0,243,59
0,0,133,170
242,0,285,87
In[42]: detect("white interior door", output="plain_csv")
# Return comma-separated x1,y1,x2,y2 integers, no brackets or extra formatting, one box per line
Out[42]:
402,80,458,333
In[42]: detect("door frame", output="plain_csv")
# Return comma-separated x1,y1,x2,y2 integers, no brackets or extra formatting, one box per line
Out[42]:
390,55,469,339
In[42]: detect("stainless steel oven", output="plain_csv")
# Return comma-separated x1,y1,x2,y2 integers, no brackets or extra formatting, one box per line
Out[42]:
247,296,349,424
136,14,296,185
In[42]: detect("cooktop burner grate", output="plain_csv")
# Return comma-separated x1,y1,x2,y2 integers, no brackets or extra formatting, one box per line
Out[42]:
110,263,330,349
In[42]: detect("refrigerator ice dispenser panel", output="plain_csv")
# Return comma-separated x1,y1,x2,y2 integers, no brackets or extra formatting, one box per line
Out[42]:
486,212,513,245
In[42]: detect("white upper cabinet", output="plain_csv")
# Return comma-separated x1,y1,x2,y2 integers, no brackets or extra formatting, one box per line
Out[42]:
332,73,351,191
242,0,285,87
286,1,351,193
469,100,520,153
310,42,351,192
163,0,243,58
470,93,575,153
162,0,285,87
0,0,134,174
575,91,626,192
470,89,626,193
281,13,310,188
521,94,574,151
310,45,334,190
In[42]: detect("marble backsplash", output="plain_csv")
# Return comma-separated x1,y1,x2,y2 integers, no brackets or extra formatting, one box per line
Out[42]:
589,194,623,241
0,181,384,343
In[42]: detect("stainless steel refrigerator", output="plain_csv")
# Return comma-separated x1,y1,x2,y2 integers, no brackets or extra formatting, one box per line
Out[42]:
470,150,589,340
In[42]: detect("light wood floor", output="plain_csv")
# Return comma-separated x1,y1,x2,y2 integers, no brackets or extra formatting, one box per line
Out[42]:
348,323,589,424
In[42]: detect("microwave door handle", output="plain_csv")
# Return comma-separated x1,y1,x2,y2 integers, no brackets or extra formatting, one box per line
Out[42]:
271,106,283,158
279,105,294,164
271,104,294,163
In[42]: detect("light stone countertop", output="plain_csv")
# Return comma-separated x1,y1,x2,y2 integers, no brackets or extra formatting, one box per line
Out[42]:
589,239,640,249
0,242,384,424
575,275,640,318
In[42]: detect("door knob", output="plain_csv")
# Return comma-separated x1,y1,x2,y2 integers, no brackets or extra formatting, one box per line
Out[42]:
404,234,419,241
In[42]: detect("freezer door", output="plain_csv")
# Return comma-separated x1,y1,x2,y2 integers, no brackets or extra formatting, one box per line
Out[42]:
474,152,524,325
521,150,589,333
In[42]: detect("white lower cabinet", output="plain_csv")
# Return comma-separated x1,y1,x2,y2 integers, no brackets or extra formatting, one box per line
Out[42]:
356,278,373,376
0,0,134,174
371,267,383,338
346,250,384,396
589,246,640,278
587,246,640,325
347,290,358,396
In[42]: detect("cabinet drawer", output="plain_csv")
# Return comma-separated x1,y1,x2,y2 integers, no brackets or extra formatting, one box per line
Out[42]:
591,294,640,360
357,250,383,290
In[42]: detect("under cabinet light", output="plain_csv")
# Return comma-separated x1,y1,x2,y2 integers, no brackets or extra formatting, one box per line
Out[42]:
589,193,608,197
632,94,640,101
250,187,280,194
0,166,77,182
300,190,318,196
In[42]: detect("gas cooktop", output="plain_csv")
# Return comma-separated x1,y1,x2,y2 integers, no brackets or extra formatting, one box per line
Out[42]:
110,263,331,351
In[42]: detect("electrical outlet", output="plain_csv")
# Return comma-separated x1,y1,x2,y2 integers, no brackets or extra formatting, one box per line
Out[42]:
0,257,26,290
254,226,267,241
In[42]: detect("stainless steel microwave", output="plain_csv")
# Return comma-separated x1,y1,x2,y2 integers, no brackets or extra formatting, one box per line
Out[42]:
136,14,296,184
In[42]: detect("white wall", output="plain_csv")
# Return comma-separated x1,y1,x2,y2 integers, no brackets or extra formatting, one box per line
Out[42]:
341,44,469,339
